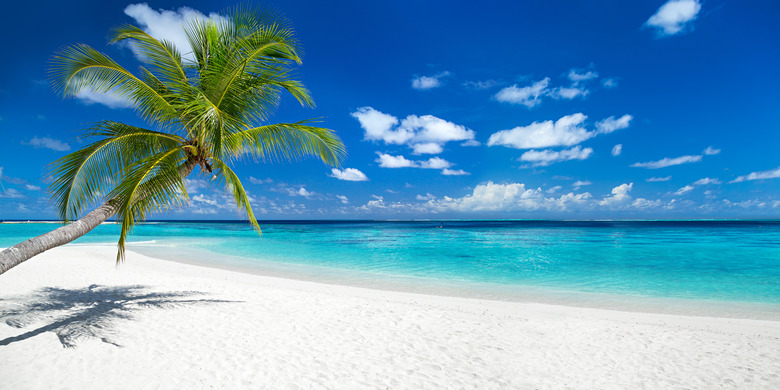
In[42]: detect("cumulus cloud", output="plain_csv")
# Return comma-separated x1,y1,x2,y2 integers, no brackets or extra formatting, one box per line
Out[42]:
411,71,451,90
374,153,467,176
330,168,369,182
24,184,41,191
519,146,593,167
611,144,623,156
646,176,672,182
494,67,607,107
22,136,71,152
123,3,227,61
631,154,702,169
488,113,589,149
731,166,780,183
424,181,594,213
488,113,631,150
352,107,475,154
375,153,452,169
416,193,436,201
336,195,349,204
645,0,702,36
494,78,550,107
442,169,470,176
599,183,633,206
596,115,633,134
352,107,402,143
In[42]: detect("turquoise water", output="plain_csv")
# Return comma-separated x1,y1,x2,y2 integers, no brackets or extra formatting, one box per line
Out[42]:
2,220,779,315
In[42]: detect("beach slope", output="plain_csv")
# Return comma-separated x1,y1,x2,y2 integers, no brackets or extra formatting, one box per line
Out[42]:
1,245,779,389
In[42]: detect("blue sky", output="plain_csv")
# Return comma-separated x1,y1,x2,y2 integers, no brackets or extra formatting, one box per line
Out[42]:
1,0,779,220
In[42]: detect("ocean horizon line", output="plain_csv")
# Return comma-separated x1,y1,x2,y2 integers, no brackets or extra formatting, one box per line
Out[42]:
2,218,780,224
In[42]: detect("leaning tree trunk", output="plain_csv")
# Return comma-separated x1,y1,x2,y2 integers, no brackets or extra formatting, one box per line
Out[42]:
0,159,198,276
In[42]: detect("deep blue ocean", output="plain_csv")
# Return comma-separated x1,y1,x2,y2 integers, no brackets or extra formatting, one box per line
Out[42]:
2,220,779,317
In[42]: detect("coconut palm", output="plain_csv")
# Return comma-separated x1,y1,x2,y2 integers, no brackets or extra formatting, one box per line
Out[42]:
0,8,344,275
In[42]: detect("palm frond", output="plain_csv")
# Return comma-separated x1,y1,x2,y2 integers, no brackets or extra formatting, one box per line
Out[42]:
49,44,180,126
109,25,190,92
211,158,260,234
222,120,345,166
108,147,188,262
49,122,185,221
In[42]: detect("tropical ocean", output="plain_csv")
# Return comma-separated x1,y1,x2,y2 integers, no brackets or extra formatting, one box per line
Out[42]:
2,220,779,319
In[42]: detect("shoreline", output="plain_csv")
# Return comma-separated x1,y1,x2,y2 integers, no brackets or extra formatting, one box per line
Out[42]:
124,241,780,321
1,245,779,388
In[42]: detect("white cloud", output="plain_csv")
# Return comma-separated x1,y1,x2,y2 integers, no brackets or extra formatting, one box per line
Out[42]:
352,107,475,154
336,195,349,204
546,186,562,194
427,181,594,213
22,136,71,152
352,107,403,143
646,176,672,182
400,114,475,149
420,157,452,169
249,177,273,185
568,69,599,84
631,154,702,169
611,144,623,156
123,3,228,62
330,168,369,182
375,153,452,170
74,88,134,109
596,115,633,134
731,166,780,183
602,78,619,89
293,187,315,198
24,184,41,191
442,169,470,176
416,193,435,201
548,86,589,100
488,113,589,149
519,146,593,167
645,0,702,36
703,146,721,155
692,177,720,185
461,139,481,147
411,71,451,90
674,185,695,195
375,153,417,168
488,113,632,151
599,183,633,206
573,180,592,188
411,143,443,154
494,78,550,107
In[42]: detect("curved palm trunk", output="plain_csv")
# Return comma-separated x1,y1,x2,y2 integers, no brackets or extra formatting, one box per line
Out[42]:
0,160,198,276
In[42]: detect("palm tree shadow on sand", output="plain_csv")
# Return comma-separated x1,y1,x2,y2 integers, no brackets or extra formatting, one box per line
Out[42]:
0,284,238,348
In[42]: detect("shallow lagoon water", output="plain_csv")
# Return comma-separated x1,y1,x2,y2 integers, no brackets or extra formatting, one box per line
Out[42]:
2,220,779,318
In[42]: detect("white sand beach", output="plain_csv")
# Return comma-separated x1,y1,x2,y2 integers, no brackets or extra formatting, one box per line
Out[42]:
1,245,779,389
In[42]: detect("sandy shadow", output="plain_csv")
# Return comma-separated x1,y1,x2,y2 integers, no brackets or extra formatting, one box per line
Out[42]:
0,284,237,348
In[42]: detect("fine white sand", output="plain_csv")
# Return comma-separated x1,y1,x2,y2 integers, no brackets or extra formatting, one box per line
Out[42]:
1,245,779,389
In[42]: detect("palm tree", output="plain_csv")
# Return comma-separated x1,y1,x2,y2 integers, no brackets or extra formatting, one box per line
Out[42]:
0,8,344,275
